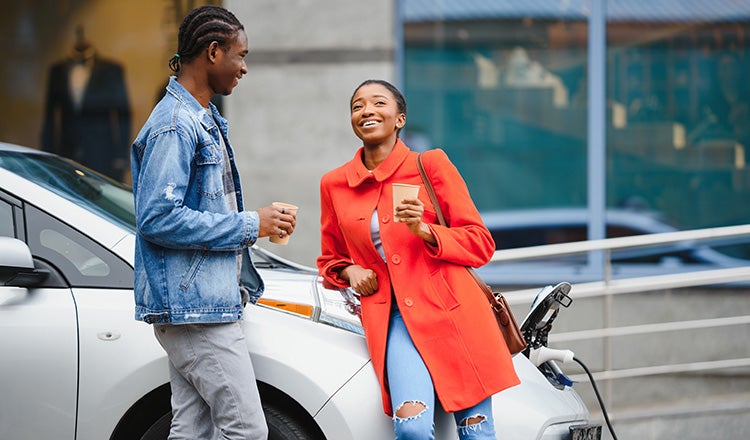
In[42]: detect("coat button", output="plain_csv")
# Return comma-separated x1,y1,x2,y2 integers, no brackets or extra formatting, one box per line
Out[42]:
390,254,401,265
404,298,414,307
381,214,390,223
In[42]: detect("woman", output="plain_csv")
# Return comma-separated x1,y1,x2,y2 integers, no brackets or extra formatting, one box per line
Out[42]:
317,79,520,439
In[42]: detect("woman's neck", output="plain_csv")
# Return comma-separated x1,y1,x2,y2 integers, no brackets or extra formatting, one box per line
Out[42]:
362,137,398,170
362,143,393,170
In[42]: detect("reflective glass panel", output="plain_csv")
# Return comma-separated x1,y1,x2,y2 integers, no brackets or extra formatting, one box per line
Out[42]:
606,2,750,245
403,1,589,212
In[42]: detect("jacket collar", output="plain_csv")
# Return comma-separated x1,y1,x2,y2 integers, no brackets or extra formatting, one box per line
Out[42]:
346,139,411,187
165,76,225,132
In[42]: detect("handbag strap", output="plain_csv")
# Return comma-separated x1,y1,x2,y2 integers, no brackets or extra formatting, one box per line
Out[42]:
416,152,446,227
416,153,506,314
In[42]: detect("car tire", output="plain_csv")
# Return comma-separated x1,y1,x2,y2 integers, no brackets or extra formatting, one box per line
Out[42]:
139,411,171,440
137,404,319,440
265,403,318,440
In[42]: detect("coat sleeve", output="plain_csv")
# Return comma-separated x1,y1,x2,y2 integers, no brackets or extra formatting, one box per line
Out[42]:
421,149,495,268
316,173,352,289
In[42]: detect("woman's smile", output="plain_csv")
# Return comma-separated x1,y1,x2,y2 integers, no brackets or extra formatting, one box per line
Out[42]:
350,83,405,146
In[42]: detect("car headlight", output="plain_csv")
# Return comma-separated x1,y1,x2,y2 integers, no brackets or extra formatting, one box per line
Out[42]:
256,276,364,336
313,277,364,335
256,298,314,317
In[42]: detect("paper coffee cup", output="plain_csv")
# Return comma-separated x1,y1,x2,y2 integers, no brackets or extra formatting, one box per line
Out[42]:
269,202,298,245
392,183,420,218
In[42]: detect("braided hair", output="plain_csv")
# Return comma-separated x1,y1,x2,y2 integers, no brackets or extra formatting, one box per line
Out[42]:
168,5,244,73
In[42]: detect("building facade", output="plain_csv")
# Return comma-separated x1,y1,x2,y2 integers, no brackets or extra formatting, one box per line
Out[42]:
1,1,748,265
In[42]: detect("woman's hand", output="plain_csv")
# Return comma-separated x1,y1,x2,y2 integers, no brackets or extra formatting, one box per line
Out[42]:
395,198,437,245
340,265,378,296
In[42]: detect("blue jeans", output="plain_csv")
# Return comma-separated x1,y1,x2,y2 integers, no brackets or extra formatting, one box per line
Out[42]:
386,306,496,440
154,321,268,440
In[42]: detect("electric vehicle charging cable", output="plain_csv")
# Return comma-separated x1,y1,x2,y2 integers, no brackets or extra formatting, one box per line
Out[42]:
530,347,619,440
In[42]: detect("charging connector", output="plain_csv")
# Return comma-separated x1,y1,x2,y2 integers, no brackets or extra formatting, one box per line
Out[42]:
529,346,575,367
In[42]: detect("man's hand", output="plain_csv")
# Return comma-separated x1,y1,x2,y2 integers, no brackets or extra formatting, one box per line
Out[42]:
257,204,296,239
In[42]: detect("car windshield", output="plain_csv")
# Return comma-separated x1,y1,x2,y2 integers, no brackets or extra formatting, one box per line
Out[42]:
0,150,136,232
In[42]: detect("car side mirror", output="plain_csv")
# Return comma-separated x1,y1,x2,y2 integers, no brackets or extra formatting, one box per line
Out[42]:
0,237,49,287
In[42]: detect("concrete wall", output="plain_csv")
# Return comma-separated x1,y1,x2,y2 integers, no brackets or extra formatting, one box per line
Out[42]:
225,1,397,266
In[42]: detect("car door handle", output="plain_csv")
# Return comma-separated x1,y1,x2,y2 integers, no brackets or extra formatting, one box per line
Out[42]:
97,331,121,341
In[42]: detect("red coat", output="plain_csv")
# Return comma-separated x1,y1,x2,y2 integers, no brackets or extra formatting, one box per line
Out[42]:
318,140,520,415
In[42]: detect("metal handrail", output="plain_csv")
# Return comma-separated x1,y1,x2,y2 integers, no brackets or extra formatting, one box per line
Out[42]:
490,223,750,262
498,224,750,419
569,357,750,382
551,315,750,342
504,266,750,304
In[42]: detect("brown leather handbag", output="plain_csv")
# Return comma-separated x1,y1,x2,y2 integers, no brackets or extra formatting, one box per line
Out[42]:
417,153,528,355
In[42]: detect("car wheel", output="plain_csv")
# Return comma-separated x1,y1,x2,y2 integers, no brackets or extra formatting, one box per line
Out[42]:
265,403,319,440
139,411,170,440
137,405,319,440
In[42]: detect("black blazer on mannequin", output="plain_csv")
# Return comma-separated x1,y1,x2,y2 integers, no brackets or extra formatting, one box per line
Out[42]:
41,54,131,181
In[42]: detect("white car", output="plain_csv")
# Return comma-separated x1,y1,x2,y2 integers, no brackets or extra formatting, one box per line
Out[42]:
0,142,598,440
478,208,750,287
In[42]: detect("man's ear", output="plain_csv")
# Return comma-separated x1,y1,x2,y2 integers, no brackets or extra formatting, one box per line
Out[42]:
207,41,220,63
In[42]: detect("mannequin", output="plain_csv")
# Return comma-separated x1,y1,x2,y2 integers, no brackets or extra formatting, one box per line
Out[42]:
41,26,131,181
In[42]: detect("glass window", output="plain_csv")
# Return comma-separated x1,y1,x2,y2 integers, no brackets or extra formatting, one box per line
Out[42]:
0,150,136,232
39,229,110,277
0,1,217,185
605,2,750,248
403,3,589,212
403,1,750,257
25,205,133,289
0,199,13,238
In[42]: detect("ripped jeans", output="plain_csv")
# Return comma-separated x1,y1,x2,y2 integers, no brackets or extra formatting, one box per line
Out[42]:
386,306,496,440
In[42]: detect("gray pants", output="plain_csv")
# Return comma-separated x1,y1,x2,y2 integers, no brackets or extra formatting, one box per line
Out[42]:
154,321,269,440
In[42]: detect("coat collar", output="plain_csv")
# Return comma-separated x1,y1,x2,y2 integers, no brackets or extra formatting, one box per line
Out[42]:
345,139,411,187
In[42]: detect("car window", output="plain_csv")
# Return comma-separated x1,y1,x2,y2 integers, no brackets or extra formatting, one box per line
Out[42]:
606,225,647,238
0,151,136,232
25,204,133,288
0,190,25,240
612,248,701,264
490,224,658,250
489,222,705,265
491,225,588,249
39,229,111,277
0,199,13,237
489,221,722,265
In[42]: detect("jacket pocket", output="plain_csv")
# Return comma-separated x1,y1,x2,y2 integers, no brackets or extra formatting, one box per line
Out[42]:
179,250,207,291
194,144,225,199
428,269,461,311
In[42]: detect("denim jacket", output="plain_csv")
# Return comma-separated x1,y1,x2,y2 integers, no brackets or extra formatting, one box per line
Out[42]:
131,77,264,324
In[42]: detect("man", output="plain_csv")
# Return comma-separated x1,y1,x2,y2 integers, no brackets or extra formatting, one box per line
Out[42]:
131,6,294,439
